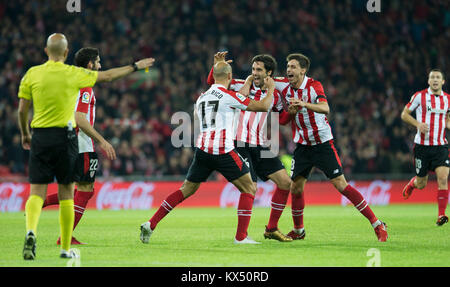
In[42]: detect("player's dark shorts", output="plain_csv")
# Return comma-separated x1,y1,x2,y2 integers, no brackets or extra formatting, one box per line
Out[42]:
73,152,98,183
413,144,450,177
29,127,78,184
235,141,285,182
186,148,250,183
291,140,343,180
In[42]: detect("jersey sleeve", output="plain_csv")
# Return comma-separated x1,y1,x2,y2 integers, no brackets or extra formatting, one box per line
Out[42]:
311,81,327,103
272,90,285,112
207,66,215,86
218,87,250,110
18,70,32,100
406,92,421,111
229,79,245,92
76,87,93,113
274,77,290,94
72,66,98,89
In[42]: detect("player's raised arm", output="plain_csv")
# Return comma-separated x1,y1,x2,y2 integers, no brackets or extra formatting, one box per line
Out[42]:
246,77,274,112
96,58,155,83
238,75,253,97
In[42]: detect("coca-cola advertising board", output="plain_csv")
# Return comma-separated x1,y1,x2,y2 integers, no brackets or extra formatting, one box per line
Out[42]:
0,180,447,212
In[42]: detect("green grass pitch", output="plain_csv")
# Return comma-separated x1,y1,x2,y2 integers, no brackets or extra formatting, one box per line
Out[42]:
0,204,448,267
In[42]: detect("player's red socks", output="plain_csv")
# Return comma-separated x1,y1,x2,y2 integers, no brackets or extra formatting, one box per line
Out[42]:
291,192,305,229
341,185,378,225
437,189,449,216
149,190,185,230
266,188,290,230
42,192,59,207
236,193,255,241
73,190,94,230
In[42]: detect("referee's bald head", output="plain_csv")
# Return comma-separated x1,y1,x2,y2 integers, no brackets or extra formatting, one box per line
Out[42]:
45,33,68,59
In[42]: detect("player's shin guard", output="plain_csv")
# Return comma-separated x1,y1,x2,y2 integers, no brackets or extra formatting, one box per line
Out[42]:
341,185,378,225
59,199,74,252
149,190,185,230
236,193,255,241
266,188,290,230
437,189,449,216
25,195,44,234
291,192,305,229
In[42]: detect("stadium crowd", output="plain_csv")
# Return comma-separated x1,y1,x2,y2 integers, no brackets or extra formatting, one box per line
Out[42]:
1,0,449,180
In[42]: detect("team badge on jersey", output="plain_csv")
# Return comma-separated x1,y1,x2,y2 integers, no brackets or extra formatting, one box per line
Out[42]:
236,93,247,102
81,92,91,103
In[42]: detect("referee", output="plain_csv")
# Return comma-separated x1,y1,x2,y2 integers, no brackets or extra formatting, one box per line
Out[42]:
18,33,154,260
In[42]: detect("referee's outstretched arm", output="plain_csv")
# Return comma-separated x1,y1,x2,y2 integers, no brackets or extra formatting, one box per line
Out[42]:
96,58,155,82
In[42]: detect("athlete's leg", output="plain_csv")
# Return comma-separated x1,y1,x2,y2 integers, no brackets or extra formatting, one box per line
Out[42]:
266,169,291,230
57,183,75,253
435,166,449,222
232,173,257,241
331,175,383,230
25,184,48,235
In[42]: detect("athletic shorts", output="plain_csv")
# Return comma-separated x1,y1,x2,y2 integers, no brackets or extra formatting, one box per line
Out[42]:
186,148,250,183
235,141,285,182
413,144,450,177
291,140,343,180
29,127,78,184
73,152,98,183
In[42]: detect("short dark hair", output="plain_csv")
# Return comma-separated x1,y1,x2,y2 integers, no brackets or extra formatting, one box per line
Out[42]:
286,53,310,72
251,54,277,76
74,47,99,68
429,68,445,79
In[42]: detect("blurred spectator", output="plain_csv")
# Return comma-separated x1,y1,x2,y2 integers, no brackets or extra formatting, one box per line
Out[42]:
1,0,449,180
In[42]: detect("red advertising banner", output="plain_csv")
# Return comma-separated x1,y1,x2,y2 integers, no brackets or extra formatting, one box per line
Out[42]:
0,180,446,212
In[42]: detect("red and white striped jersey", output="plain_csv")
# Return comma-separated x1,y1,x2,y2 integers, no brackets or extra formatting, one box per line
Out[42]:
195,84,250,154
274,76,333,145
229,79,284,146
74,87,96,153
406,87,450,146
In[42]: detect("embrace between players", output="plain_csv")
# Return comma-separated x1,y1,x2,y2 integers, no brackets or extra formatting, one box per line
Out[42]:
140,51,390,245
21,34,448,258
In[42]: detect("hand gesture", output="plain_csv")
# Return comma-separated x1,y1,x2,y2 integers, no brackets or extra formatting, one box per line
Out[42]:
214,51,233,65
290,98,306,108
135,58,155,70
264,76,275,90
418,122,429,135
288,103,300,115
21,134,31,150
99,140,116,160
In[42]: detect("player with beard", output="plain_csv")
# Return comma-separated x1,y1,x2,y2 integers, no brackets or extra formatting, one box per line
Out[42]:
207,52,295,242
42,47,116,244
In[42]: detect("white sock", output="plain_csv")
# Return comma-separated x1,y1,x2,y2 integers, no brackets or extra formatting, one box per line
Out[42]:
294,228,304,234
371,220,382,228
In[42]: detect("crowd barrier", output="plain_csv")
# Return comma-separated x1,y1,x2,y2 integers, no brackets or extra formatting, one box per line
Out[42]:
0,180,445,212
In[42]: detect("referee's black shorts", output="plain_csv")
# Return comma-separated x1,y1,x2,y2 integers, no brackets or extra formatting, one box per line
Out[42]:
29,127,78,184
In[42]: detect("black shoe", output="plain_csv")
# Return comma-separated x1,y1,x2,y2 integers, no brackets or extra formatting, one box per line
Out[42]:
436,215,448,226
23,231,36,260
